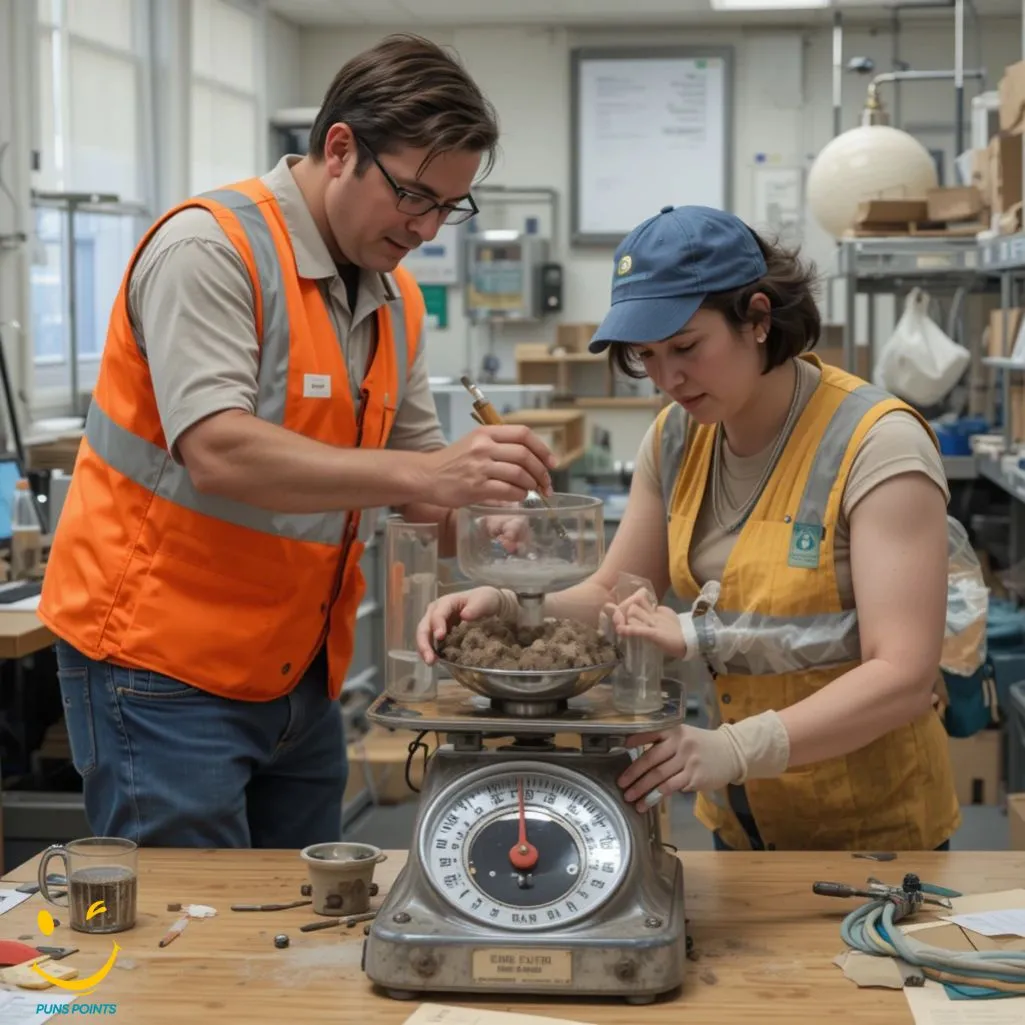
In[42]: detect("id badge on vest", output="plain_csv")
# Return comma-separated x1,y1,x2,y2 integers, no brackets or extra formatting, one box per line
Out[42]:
787,520,823,569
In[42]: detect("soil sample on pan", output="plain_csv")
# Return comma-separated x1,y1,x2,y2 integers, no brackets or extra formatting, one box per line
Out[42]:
69,865,137,933
441,616,617,671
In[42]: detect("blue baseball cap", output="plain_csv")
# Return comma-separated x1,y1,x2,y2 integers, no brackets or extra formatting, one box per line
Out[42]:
588,205,768,353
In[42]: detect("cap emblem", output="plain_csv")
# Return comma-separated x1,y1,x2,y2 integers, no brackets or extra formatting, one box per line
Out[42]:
617,254,633,276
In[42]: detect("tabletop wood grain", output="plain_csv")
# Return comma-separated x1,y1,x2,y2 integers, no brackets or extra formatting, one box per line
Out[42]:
3,848,1023,1024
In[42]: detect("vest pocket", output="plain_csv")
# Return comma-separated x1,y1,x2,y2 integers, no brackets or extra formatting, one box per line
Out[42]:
122,548,299,696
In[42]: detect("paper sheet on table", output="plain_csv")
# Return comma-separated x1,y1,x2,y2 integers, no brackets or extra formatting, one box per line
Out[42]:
947,890,1025,916
944,911,1025,938
902,892,1025,937
402,1005,596,1025
0,993,74,1025
904,980,1025,1024
0,891,32,916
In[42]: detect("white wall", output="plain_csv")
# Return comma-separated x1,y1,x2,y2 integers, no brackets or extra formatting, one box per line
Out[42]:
295,17,1022,394
265,9,303,161
0,0,37,445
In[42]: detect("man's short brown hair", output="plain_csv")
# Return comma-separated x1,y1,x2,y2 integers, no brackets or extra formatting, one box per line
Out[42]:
308,33,500,179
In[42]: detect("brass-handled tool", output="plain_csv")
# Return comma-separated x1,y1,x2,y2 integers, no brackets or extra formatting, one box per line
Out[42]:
299,911,378,933
231,900,313,912
459,375,568,541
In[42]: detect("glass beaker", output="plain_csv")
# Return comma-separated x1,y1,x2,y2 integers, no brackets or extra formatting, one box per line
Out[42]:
385,515,439,701
611,571,664,714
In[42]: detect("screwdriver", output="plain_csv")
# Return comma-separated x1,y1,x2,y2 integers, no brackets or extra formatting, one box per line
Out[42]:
460,375,569,541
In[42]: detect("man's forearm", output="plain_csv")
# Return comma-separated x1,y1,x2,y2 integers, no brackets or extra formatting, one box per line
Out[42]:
178,410,430,514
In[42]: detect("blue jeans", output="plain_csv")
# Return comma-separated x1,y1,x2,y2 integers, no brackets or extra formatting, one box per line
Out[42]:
54,639,347,848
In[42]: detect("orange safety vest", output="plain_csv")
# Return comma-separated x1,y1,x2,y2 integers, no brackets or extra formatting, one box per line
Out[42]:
38,177,422,702
655,355,961,850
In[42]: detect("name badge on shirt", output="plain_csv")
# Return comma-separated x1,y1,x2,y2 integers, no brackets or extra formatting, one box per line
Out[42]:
303,374,332,399
787,521,823,570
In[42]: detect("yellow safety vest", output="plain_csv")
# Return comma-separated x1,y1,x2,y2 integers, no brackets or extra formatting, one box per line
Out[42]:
655,354,961,850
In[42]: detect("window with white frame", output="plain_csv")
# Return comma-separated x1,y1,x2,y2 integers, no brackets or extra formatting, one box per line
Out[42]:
190,0,262,194
32,0,149,409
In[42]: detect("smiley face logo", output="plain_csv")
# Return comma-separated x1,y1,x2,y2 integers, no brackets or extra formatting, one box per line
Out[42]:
32,908,120,995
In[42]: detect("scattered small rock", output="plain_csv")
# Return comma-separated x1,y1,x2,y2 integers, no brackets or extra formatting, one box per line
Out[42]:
274,934,290,949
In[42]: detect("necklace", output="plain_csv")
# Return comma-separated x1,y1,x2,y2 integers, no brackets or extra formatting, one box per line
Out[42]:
710,361,804,534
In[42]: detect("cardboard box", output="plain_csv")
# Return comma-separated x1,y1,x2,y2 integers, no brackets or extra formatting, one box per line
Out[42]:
1000,60,1025,134
1009,792,1025,850
927,186,985,224
948,728,1003,806
855,199,928,227
988,133,1023,213
971,147,992,200
928,185,982,223
1013,383,1025,443
988,306,1024,359
555,323,600,354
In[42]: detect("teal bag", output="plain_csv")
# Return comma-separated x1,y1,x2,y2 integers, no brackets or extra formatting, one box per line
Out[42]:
941,659,999,738
940,598,1025,737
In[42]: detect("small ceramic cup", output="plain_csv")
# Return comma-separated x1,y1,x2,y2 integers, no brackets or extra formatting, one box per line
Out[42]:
299,842,387,917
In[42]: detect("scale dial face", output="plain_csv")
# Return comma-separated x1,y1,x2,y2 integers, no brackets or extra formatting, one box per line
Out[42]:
419,762,631,932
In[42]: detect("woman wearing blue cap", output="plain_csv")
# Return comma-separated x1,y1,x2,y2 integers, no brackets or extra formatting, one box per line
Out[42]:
417,204,961,852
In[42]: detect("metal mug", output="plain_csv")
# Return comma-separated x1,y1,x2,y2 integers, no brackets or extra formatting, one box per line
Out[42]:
38,836,139,934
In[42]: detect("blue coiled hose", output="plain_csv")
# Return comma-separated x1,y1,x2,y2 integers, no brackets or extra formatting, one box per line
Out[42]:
838,883,1025,998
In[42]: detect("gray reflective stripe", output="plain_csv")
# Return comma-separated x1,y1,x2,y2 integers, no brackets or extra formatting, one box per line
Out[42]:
794,382,893,528
200,188,291,425
357,508,380,544
86,403,347,546
659,403,688,511
693,609,861,676
390,300,411,413
199,187,415,427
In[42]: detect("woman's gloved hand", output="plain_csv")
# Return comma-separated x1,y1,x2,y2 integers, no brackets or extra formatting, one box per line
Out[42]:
616,712,792,813
603,587,688,659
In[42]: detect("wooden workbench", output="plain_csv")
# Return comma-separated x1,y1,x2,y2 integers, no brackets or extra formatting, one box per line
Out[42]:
0,610,53,660
2,848,1023,1023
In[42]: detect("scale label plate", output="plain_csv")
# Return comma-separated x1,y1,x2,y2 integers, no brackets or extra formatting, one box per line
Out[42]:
471,948,573,985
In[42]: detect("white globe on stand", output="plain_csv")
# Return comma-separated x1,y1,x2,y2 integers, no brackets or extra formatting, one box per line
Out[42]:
806,125,939,238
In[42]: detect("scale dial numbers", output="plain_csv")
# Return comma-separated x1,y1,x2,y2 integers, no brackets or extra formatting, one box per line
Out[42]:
420,765,630,932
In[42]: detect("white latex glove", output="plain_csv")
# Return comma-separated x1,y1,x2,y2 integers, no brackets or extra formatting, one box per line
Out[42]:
616,711,791,813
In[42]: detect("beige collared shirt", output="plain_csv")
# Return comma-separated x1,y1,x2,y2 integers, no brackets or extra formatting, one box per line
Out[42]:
127,154,446,461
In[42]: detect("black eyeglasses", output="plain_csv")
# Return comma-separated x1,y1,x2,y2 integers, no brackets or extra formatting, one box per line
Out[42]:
357,137,479,225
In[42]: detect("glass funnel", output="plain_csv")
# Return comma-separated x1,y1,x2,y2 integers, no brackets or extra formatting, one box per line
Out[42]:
455,493,604,626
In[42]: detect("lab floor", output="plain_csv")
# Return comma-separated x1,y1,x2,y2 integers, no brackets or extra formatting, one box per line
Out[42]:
344,793,1012,852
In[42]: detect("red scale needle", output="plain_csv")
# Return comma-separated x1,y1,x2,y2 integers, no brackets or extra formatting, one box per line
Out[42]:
509,778,539,872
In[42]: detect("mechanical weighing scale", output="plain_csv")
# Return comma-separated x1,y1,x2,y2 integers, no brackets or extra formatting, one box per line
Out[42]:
362,494,687,1004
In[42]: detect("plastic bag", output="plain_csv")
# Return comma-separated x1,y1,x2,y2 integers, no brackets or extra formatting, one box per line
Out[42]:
941,516,989,678
874,287,971,407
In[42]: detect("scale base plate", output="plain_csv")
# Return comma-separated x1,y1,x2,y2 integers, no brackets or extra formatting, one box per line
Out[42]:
362,747,686,1004
367,678,686,736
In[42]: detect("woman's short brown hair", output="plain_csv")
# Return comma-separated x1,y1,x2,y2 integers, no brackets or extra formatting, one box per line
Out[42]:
610,229,821,380
308,33,500,178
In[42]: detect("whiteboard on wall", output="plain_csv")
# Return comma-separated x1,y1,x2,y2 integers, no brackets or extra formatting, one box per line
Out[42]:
570,47,734,246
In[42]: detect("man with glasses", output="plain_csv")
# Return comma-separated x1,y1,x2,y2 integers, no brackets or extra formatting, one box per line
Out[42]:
39,33,557,850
